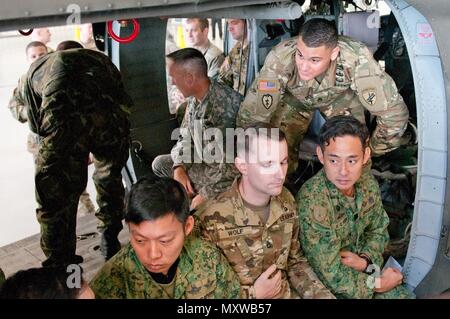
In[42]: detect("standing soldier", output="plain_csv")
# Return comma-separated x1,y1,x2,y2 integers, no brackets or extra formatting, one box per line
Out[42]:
196,124,335,299
9,42,96,219
31,27,53,51
19,48,132,266
90,177,241,299
237,18,409,171
184,18,225,78
218,19,249,96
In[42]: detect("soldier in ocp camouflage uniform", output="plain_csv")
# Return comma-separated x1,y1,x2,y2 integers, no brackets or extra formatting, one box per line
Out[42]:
218,19,249,96
196,124,334,299
91,177,241,299
20,48,132,267
297,116,415,299
237,18,409,172
152,48,242,210
8,41,48,156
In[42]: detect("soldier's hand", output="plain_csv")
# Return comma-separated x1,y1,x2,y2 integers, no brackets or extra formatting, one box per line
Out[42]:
339,251,367,272
190,194,204,210
173,166,195,197
374,267,403,293
253,264,282,299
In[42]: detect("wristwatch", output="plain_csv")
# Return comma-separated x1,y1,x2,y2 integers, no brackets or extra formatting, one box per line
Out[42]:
359,253,373,274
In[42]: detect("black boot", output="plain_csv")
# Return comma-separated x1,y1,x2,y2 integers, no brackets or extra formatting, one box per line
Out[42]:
42,254,84,267
100,228,122,260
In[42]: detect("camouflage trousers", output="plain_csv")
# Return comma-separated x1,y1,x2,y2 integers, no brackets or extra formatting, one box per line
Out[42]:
151,154,233,199
28,132,95,216
35,110,130,267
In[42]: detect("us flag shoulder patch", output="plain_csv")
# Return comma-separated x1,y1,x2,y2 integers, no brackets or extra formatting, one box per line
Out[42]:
258,79,277,92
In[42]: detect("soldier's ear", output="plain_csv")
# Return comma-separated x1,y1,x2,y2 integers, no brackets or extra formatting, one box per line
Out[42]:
316,146,325,165
235,156,247,176
363,146,371,165
185,72,194,86
184,215,195,236
330,46,340,61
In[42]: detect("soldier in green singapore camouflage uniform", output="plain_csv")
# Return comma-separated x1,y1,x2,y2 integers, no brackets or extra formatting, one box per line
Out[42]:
91,177,241,299
297,116,414,299
20,48,132,267
218,19,249,96
152,48,242,210
237,18,409,172
196,124,334,299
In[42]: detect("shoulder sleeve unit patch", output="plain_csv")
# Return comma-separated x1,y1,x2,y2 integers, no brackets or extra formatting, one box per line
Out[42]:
257,79,281,112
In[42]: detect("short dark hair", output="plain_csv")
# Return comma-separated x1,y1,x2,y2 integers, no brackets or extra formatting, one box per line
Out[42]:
236,123,287,158
56,40,83,51
318,115,369,151
25,41,47,54
166,48,208,77
0,266,85,299
125,177,190,225
299,18,338,48
185,18,209,31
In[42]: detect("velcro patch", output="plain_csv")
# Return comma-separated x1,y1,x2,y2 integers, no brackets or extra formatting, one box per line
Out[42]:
261,94,273,109
217,227,254,239
258,79,278,92
362,88,377,106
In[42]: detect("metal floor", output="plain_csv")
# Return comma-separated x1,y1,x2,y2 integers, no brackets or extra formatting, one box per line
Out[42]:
0,213,129,282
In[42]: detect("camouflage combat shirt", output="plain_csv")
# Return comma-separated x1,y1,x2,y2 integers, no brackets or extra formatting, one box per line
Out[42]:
196,179,335,299
90,235,241,299
171,80,242,199
237,36,409,157
297,169,414,299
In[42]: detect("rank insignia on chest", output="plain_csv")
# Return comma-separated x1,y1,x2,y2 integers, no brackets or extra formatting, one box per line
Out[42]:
262,94,273,109
362,88,377,105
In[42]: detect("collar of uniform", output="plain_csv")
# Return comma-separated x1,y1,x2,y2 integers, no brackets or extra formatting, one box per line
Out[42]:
128,240,192,298
173,238,195,298
199,40,211,56
230,178,285,228
189,79,214,111
316,58,338,90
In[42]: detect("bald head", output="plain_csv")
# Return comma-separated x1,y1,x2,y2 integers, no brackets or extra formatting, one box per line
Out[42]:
166,48,210,99
166,47,208,78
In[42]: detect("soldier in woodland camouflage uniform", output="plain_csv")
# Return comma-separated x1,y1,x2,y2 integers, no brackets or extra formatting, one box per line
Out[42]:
152,48,242,210
196,124,334,299
91,177,241,299
9,41,96,217
218,19,249,96
297,116,414,299
20,48,132,267
0,268,5,289
237,18,409,172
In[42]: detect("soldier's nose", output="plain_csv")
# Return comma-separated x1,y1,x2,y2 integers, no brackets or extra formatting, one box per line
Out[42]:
340,163,349,175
